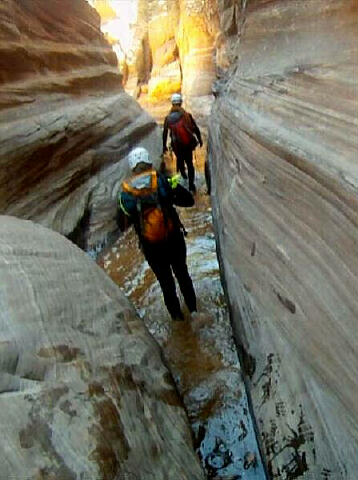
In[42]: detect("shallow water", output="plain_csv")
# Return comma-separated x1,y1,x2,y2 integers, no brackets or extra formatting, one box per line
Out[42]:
98,171,267,479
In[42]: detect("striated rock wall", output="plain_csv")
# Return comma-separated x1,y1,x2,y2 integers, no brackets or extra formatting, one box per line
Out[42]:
209,0,358,478
0,216,205,480
0,0,162,249
0,0,118,89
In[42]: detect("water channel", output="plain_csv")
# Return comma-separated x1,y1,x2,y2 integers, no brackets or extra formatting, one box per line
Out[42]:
97,143,267,478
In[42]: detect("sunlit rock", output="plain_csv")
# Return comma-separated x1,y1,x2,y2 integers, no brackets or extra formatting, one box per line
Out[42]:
177,9,215,99
108,0,217,114
143,3,181,101
147,9,181,100
209,0,358,477
148,61,182,101
0,0,161,250
89,0,138,82
0,216,205,480
91,0,117,23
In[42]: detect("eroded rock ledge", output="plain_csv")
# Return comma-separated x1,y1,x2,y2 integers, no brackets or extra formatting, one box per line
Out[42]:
0,216,205,480
209,0,358,478
0,0,162,249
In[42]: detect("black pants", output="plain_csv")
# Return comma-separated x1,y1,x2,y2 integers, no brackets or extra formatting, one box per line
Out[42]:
174,147,195,190
143,231,196,318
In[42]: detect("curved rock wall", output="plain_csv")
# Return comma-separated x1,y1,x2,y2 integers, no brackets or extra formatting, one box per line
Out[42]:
209,0,358,478
175,0,217,124
146,0,181,100
130,0,181,101
176,0,216,95
0,0,119,93
0,216,205,479
0,0,162,249
120,0,216,123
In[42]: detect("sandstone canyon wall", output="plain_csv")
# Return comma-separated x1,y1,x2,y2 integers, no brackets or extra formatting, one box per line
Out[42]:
1,0,357,478
0,216,205,480
0,0,162,250
111,0,217,129
208,0,357,478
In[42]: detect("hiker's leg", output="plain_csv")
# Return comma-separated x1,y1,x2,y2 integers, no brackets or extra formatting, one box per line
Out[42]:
176,151,187,178
146,253,183,319
171,234,197,313
184,150,195,191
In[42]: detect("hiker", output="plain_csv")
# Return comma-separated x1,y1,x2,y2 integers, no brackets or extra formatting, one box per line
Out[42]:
117,147,197,321
162,93,203,193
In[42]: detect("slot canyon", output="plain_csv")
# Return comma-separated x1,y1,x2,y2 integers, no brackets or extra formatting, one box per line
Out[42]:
0,1,357,479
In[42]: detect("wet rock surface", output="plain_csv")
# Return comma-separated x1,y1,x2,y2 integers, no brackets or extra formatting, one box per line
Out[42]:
0,215,205,480
98,173,267,479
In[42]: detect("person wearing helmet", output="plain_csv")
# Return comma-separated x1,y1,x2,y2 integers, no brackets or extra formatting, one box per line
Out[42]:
117,146,197,321
163,93,203,193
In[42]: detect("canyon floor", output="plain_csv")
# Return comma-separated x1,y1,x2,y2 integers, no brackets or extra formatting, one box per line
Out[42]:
97,121,267,479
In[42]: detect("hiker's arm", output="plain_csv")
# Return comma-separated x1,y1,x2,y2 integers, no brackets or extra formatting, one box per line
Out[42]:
117,193,133,232
189,114,203,147
162,117,169,153
117,209,131,232
170,182,194,207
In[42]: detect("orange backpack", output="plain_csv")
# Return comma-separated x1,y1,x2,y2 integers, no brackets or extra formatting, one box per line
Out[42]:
122,170,174,243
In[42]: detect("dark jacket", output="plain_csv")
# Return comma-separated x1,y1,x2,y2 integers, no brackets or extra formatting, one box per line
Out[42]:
163,106,202,153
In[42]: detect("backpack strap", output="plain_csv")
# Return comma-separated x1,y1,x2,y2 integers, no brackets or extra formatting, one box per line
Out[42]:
136,196,145,236
160,173,188,236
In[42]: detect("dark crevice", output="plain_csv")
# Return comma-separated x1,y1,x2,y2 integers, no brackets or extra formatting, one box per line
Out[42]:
67,207,91,250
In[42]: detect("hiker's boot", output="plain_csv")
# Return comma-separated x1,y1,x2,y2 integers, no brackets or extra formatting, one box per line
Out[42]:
171,310,184,321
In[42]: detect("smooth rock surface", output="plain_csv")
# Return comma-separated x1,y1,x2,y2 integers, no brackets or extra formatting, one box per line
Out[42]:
0,215,205,480
0,0,162,249
209,0,358,478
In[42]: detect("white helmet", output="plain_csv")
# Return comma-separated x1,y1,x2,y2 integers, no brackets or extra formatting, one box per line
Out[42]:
171,93,182,105
127,147,151,170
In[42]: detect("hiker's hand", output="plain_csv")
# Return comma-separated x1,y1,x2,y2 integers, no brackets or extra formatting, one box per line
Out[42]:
199,139,203,147
163,146,168,154
168,174,180,189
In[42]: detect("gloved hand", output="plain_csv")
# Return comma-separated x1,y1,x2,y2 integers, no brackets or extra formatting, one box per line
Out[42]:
168,173,181,189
